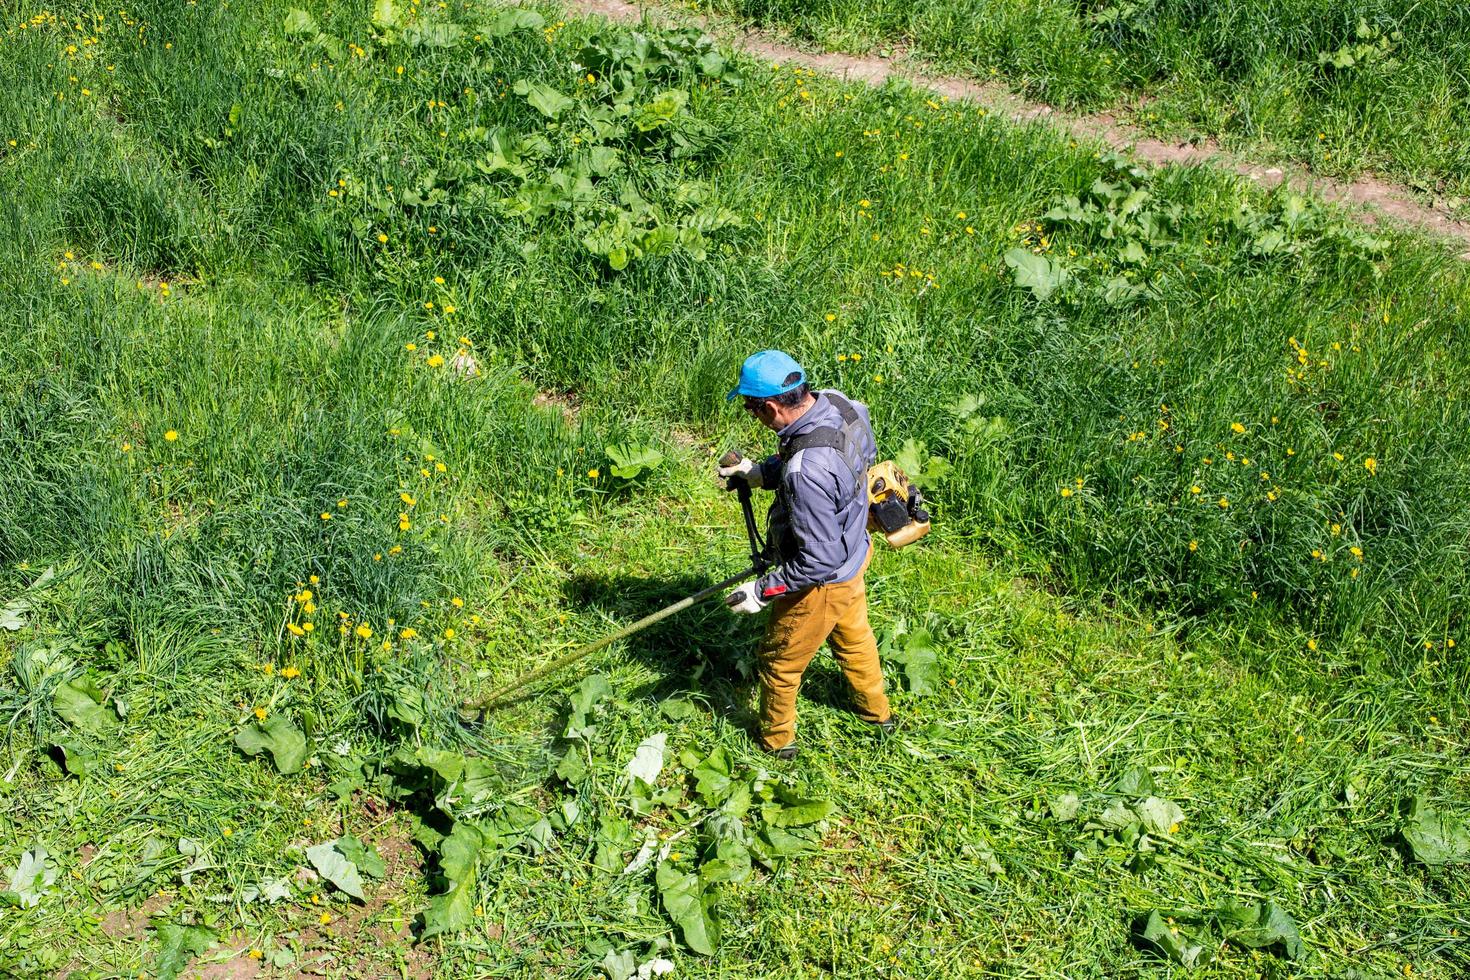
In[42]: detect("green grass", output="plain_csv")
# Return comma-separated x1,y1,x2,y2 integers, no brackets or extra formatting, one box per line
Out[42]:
1,0,1467,976
690,0,1470,208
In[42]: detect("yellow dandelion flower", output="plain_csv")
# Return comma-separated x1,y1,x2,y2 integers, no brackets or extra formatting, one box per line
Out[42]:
282,666,301,679
587,468,599,479
253,706,268,720
451,597,464,608
1231,422,1245,434
355,624,372,640
164,430,179,442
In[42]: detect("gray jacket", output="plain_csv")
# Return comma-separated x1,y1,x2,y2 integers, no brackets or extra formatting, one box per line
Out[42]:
755,390,877,599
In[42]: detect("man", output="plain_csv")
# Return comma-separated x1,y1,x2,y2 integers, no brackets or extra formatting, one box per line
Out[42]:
719,349,895,760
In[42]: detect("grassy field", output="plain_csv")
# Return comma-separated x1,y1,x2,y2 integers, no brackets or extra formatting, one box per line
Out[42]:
2,0,1468,976
690,0,1470,208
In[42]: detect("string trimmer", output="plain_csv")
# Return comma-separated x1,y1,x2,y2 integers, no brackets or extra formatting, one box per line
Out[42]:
464,453,767,712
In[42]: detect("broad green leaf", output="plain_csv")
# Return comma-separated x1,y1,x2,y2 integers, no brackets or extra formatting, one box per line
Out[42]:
660,697,699,721
761,791,834,828
283,8,317,35
555,745,587,785
151,920,216,980
177,838,211,885
1090,800,1138,831
1402,796,1470,865
371,0,399,30
403,21,463,48
595,813,633,874
601,948,638,980
336,835,384,879
234,715,308,774
241,877,291,903
628,734,669,787
482,9,545,36
1049,793,1081,822
656,861,720,955
566,673,612,739
1004,247,1068,301
690,746,735,805
632,89,688,131
1138,910,1210,968
52,738,101,777
514,79,573,119
0,598,29,631
437,820,485,884
1112,765,1156,797
880,624,942,695
421,820,484,938
698,838,750,884
893,439,952,488
7,845,58,908
307,839,368,900
1134,797,1184,836
53,676,116,734
606,442,665,479
1215,899,1302,959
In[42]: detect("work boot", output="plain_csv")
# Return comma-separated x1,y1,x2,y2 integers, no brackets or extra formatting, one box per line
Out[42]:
762,743,799,761
867,715,898,736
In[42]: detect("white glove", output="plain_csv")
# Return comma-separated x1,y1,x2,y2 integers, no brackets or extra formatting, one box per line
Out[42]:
717,455,765,490
725,582,768,615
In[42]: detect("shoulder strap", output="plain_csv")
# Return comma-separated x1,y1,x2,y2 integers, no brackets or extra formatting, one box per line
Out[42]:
780,392,861,458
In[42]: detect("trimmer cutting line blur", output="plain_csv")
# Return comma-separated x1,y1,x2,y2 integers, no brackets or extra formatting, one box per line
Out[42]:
463,458,769,712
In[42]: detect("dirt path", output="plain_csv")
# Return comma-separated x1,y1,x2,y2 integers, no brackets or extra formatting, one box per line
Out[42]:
562,0,1470,259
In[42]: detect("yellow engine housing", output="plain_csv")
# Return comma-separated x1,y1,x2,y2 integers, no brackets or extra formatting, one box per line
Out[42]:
866,460,931,548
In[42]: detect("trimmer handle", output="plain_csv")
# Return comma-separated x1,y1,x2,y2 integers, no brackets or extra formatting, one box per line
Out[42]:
720,450,768,571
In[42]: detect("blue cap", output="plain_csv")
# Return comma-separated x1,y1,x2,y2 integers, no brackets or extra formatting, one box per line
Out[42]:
727,350,806,401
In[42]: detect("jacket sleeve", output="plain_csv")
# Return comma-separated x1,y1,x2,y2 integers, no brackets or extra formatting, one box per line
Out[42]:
757,457,847,598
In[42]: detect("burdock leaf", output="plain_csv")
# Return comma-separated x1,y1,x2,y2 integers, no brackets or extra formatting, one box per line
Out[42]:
1134,797,1185,836
1215,899,1302,959
626,733,667,786
283,8,318,35
7,845,59,908
606,442,665,480
234,715,308,774
761,788,834,828
690,746,735,805
306,840,366,900
1112,765,1156,797
1402,796,1470,865
177,838,211,886
151,920,216,980
0,598,29,631
53,676,117,734
421,821,484,938
1004,247,1068,301
656,861,720,955
337,836,385,879
566,674,612,739
514,79,573,119
1138,910,1209,968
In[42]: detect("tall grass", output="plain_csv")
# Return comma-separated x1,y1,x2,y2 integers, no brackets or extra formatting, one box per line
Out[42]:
0,2,1466,976
698,0,1470,200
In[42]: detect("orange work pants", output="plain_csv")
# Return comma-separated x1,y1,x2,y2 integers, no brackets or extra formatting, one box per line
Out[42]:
756,547,891,751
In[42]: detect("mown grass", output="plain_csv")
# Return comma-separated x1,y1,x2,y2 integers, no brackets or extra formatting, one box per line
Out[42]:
1,0,1467,976
691,0,1470,207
